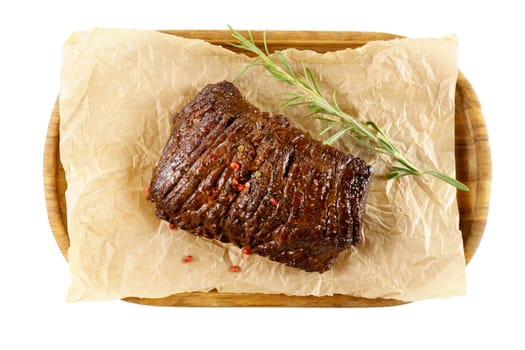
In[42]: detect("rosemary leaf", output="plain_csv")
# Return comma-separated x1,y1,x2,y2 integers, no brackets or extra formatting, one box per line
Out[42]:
263,31,270,56
315,116,340,124
387,167,414,179
275,51,296,78
377,138,397,154
319,124,336,136
424,170,470,192
232,61,262,83
304,65,322,95
323,127,352,145
281,96,309,108
365,121,387,137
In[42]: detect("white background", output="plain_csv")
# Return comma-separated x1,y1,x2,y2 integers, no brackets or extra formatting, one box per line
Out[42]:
1,0,523,349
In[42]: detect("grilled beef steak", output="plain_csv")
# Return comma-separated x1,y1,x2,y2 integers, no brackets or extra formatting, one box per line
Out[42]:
149,81,373,272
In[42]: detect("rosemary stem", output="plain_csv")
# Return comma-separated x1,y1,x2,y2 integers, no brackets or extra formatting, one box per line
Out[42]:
228,26,468,191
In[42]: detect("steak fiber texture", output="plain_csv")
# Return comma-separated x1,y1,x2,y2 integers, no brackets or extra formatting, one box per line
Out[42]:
149,81,373,272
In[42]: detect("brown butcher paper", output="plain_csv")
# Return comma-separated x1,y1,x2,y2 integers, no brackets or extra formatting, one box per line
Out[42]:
59,28,465,301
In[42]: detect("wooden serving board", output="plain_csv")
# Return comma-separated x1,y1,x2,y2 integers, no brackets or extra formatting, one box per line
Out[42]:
43,30,491,307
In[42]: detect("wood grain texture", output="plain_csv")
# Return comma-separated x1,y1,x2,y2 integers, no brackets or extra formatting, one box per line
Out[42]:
43,30,491,307
44,99,69,259
454,72,492,263
159,29,402,54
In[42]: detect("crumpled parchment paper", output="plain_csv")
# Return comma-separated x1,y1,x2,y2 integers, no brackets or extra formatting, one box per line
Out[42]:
59,28,465,301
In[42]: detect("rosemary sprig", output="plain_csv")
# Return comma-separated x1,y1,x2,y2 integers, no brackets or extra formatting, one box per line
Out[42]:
228,26,469,191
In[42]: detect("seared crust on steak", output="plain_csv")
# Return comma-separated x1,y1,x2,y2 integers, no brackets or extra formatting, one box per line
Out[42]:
149,81,373,272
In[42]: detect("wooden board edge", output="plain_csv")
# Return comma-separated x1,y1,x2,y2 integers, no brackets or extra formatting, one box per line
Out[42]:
123,291,407,308
456,72,492,264
43,99,69,260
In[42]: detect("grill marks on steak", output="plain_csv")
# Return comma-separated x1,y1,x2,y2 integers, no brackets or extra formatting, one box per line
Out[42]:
149,81,373,272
